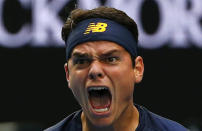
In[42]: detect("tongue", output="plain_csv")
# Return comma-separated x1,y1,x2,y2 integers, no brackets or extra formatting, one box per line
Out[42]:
90,93,111,109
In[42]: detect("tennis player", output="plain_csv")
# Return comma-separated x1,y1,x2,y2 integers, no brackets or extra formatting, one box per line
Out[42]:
45,6,188,131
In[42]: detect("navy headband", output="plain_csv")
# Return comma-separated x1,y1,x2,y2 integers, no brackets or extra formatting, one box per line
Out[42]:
65,18,138,60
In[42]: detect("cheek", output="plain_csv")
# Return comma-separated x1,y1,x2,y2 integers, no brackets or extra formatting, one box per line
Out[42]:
68,70,87,103
69,69,86,87
106,66,135,99
107,65,135,85
117,77,134,100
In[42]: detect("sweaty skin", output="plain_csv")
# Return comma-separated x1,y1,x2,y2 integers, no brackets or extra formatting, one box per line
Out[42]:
64,41,144,131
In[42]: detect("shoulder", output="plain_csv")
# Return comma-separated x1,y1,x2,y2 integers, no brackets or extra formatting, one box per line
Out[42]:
136,105,188,131
44,110,82,131
148,111,188,131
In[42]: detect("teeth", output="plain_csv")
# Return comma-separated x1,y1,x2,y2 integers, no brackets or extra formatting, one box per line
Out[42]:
88,86,108,91
94,108,109,112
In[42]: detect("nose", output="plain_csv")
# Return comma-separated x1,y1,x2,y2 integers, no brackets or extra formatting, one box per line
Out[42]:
88,61,104,80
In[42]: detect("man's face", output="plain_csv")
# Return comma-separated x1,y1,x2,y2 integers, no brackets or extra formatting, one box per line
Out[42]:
65,41,144,127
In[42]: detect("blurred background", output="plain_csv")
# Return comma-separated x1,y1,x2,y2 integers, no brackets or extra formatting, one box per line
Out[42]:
0,0,201,130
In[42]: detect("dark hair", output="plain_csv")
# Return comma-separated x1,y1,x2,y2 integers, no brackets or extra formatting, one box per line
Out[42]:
62,6,139,67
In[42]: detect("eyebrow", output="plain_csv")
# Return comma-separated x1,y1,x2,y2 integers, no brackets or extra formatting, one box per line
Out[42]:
71,49,120,58
100,49,120,57
71,52,89,58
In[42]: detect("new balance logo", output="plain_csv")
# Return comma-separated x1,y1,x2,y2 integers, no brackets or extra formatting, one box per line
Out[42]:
84,22,108,34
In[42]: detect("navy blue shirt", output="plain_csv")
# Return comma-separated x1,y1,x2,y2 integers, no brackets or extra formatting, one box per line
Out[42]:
44,105,188,131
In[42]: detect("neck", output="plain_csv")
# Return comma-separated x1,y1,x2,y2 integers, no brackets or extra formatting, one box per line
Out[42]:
81,103,139,131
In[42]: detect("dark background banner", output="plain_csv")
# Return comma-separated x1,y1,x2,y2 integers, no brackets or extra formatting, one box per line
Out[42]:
0,0,201,130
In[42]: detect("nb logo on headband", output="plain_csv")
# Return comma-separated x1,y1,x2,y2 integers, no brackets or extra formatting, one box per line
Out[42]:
84,22,107,34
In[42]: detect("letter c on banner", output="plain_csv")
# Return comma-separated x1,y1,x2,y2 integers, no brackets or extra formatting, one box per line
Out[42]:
0,0,32,47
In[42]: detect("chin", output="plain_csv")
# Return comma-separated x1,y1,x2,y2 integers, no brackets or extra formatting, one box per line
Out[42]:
90,117,113,128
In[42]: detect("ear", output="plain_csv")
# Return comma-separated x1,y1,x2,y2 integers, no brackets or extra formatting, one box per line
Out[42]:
64,63,71,88
134,56,144,83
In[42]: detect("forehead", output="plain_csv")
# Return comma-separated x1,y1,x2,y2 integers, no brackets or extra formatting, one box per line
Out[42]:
71,41,127,54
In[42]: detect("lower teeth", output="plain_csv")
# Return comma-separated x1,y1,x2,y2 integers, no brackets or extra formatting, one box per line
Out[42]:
94,108,108,112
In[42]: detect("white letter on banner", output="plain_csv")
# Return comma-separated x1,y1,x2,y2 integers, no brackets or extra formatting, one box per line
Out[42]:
169,0,189,48
137,0,171,49
0,0,31,47
77,0,100,9
187,0,202,47
32,0,68,46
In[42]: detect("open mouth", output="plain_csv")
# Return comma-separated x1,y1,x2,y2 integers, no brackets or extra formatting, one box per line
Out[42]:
88,86,112,113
